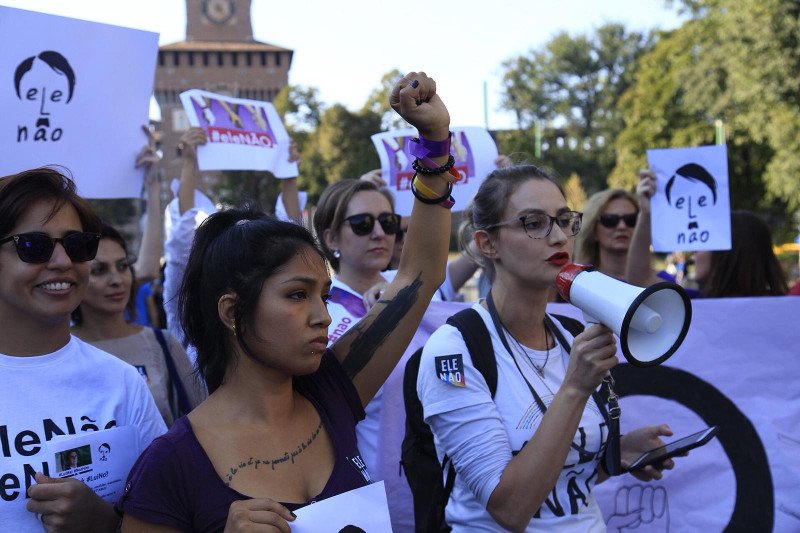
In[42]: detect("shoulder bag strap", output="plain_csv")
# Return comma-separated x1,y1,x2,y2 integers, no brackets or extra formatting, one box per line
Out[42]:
152,327,192,417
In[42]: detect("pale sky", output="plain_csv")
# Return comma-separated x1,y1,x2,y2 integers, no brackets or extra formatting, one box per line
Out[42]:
0,0,684,129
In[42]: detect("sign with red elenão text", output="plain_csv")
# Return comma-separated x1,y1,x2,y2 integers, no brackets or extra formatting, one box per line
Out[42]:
179,89,297,177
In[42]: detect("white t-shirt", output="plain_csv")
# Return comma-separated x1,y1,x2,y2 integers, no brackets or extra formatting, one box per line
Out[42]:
0,337,167,530
418,303,607,532
327,273,443,533
326,274,396,479
163,185,217,363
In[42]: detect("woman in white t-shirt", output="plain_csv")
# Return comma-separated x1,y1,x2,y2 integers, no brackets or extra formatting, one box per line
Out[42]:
0,167,166,529
418,164,677,532
314,176,466,532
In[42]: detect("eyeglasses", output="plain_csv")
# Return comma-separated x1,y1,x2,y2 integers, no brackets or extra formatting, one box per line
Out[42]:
0,232,101,264
490,211,583,239
343,212,402,236
598,212,638,229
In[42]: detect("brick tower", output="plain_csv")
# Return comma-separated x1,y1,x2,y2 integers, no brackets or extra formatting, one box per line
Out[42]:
155,0,292,179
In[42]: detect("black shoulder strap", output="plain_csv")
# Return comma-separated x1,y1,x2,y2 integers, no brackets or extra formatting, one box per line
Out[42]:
549,313,585,339
446,308,497,397
420,308,496,532
152,328,192,417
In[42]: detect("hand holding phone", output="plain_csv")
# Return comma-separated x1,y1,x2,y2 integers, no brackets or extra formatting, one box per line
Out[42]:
627,425,719,471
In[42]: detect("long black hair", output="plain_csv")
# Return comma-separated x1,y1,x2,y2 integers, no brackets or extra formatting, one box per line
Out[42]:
703,210,787,297
178,207,326,393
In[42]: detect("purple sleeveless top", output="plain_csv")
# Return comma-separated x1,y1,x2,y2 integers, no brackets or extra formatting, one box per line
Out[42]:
117,351,370,532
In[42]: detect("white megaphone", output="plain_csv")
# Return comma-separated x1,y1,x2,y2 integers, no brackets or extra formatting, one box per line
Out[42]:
556,264,692,367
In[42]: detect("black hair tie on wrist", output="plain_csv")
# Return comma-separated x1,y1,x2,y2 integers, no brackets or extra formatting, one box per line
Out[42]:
412,154,456,175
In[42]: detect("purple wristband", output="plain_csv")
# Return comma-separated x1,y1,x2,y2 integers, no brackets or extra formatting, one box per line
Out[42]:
407,132,452,169
418,133,452,157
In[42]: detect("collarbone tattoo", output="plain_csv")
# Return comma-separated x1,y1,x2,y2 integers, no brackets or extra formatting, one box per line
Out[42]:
225,419,324,486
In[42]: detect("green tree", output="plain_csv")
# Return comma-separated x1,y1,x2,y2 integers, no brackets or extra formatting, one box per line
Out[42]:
273,85,323,131
500,24,653,193
361,69,409,131
302,104,383,202
612,0,800,237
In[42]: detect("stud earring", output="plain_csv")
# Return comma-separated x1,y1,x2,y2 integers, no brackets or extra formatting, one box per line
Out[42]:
333,250,341,259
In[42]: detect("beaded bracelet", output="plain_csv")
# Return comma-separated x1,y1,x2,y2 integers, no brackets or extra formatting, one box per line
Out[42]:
411,174,455,209
412,154,455,175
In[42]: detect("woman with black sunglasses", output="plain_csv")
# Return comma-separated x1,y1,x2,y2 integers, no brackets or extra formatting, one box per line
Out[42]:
0,167,166,529
574,188,641,280
311,176,412,499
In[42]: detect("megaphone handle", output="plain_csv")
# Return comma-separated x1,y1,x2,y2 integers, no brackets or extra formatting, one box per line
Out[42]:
582,311,600,326
581,311,617,381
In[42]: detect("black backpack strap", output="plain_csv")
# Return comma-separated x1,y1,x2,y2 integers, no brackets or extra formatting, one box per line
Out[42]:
446,308,497,397
549,313,584,339
418,308,496,532
546,314,622,476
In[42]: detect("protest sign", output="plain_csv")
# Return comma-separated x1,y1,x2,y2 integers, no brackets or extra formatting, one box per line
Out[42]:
371,297,799,532
292,481,392,532
371,127,497,215
0,6,158,198
179,89,297,177
45,426,140,503
646,145,732,252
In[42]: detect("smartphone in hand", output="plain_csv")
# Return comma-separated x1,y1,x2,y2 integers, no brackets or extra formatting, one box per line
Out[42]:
627,426,719,471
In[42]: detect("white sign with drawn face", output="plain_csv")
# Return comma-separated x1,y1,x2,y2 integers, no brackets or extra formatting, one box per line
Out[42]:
646,145,731,252
0,6,158,199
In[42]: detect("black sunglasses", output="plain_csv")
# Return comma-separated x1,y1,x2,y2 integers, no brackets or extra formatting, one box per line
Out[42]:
598,212,638,229
343,213,402,236
0,231,101,264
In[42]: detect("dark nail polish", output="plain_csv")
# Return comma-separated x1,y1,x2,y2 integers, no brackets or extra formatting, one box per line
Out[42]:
290,511,297,519
411,79,419,88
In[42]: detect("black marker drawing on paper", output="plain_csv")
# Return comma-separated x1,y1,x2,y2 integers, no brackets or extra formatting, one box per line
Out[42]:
665,163,718,245
13,50,76,143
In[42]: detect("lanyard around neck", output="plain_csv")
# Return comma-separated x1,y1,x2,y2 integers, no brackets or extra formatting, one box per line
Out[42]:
486,291,612,457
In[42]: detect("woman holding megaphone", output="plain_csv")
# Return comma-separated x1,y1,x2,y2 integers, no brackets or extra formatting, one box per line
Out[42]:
417,164,677,532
